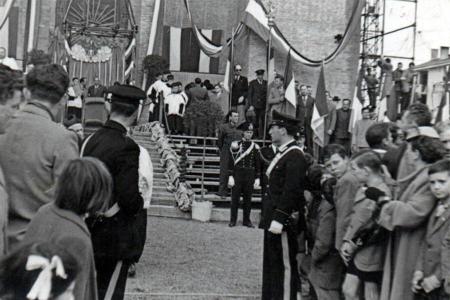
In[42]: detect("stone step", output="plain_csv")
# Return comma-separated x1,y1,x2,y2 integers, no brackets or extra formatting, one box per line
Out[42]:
147,205,261,223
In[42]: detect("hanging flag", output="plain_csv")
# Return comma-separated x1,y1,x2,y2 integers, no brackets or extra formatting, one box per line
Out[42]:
162,26,222,73
223,47,233,93
0,0,15,31
349,66,366,133
435,66,450,123
311,65,329,147
283,50,296,116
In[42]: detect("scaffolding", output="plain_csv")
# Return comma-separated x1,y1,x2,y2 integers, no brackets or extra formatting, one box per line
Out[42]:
360,0,418,68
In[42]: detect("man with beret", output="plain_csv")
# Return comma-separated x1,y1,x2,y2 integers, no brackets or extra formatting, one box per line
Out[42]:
164,81,188,135
248,69,268,137
227,122,261,228
82,84,147,300
262,110,307,300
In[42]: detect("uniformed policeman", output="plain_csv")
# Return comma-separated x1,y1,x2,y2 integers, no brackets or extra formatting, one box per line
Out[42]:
227,122,261,227
261,110,307,300
82,84,147,300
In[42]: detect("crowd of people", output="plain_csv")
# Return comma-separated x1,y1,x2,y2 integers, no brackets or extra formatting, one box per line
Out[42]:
0,63,150,300
1,53,450,300
223,99,450,299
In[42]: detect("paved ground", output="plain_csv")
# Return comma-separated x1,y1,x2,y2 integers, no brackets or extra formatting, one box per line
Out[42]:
125,217,263,299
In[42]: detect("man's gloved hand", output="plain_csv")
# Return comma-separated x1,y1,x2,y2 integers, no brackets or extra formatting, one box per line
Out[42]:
254,178,260,189
421,275,441,293
411,271,424,293
268,221,283,234
228,176,235,188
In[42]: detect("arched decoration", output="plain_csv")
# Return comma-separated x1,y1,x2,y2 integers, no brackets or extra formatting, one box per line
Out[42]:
56,0,138,85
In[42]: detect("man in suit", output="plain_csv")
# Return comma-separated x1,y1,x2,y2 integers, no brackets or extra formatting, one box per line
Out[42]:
262,110,306,300
217,111,242,199
231,64,248,125
297,85,315,154
87,77,107,98
83,85,147,300
187,77,209,105
248,69,267,137
330,98,352,154
0,64,79,249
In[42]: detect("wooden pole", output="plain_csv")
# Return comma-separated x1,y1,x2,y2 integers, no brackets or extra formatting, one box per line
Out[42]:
263,26,273,145
228,26,235,112
201,137,206,200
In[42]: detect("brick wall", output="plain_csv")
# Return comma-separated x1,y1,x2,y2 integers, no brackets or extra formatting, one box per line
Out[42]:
23,0,359,98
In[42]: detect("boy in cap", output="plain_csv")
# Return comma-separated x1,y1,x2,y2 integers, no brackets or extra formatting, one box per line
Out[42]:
248,69,268,137
164,81,188,135
227,122,261,227
82,84,147,300
262,110,307,300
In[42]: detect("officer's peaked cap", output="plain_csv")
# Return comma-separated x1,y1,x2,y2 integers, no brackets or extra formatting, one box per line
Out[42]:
108,84,146,104
269,110,300,129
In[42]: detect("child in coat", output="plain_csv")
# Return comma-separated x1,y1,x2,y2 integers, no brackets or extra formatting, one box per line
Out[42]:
341,150,392,300
412,159,450,299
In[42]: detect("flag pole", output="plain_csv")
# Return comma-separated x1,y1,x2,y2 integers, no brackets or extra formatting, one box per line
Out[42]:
228,26,235,112
263,11,275,145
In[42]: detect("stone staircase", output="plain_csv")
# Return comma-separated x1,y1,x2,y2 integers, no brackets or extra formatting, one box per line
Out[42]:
132,133,179,208
132,131,262,224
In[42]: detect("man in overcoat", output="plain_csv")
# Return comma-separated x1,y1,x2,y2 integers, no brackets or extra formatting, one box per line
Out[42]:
261,110,306,300
83,85,147,300
231,64,248,125
247,69,267,137
217,111,242,199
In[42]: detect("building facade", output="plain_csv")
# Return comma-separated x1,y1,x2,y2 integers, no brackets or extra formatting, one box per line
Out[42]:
0,0,359,98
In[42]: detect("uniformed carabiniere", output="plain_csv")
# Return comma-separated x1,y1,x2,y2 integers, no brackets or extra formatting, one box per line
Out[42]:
82,84,147,300
261,110,307,300
227,122,261,228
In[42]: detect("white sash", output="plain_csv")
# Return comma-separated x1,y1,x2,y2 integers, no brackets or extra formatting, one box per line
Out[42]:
233,142,258,165
266,146,303,178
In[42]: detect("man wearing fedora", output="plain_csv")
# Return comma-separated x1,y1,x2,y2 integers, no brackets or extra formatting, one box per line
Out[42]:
261,110,307,300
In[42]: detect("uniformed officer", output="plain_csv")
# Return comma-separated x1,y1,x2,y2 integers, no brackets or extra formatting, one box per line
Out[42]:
261,110,307,300
258,142,277,229
82,84,147,300
227,122,261,227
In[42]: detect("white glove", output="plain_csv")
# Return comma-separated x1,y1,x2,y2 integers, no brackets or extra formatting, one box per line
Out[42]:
253,178,260,189
228,176,235,188
268,220,283,234
421,275,441,293
238,96,244,104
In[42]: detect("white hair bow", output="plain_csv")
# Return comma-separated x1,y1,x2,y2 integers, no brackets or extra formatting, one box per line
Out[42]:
25,255,68,300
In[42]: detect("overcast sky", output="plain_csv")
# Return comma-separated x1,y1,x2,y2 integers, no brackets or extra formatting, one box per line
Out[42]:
384,0,450,64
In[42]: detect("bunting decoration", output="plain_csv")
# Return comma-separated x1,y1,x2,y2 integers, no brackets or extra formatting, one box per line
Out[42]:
0,0,15,31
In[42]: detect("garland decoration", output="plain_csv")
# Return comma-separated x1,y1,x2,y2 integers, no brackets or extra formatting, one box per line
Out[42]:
134,122,194,212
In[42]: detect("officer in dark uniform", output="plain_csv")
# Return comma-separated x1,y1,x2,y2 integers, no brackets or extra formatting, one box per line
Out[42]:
261,110,307,300
82,84,147,300
227,122,261,228
258,142,277,229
